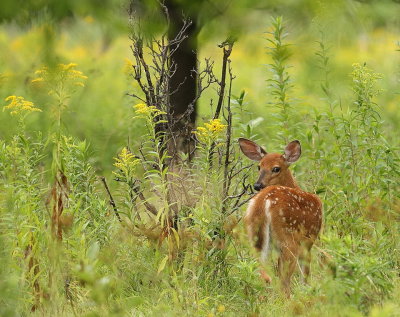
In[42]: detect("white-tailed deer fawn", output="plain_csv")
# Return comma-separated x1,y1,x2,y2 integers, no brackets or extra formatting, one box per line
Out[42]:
238,138,322,296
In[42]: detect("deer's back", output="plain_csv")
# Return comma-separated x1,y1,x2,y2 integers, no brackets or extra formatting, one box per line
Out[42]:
246,185,323,243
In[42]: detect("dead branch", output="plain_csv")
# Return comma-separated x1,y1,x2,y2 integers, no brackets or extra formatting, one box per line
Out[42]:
100,176,122,222
208,40,234,166
222,59,235,213
213,40,234,120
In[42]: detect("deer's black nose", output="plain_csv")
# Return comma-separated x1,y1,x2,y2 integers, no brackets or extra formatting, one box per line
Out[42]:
254,183,263,191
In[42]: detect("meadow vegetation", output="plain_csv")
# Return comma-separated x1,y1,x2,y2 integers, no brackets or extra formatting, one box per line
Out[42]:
0,3,399,317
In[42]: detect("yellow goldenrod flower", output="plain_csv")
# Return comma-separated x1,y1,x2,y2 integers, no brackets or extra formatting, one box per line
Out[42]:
133,103,150,115
113,147,138,169
193,118,227,144
133,103,166,117
32,63,87,88
63,63,78,70
68,69,88,80
204,119,227,133
3,95,41,116
112,147,140,181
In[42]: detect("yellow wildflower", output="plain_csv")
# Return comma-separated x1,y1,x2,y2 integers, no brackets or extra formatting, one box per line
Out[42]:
134,103,151,115
193,118,227,144
63,63,78,70
113,147,138,169
3,96,41,116
133,103,166,117
113,147,140,181
205,119,227,133
32,63,87,87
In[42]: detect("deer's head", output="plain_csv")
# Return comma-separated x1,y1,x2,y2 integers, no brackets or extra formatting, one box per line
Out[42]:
238,138,301,191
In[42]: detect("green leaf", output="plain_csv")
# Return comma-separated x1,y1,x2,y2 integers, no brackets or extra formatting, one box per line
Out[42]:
157,255,169,274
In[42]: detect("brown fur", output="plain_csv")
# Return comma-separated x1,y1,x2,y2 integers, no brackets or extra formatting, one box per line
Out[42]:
246,186,322,242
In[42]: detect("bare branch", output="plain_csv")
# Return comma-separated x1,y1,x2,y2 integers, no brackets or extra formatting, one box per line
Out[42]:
213,40,234,120
100,176,122,222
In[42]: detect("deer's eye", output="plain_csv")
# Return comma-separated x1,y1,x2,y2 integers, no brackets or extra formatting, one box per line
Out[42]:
257,165,260,171
272,167,281,173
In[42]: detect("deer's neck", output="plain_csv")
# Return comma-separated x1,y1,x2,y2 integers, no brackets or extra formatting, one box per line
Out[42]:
281,171,300,189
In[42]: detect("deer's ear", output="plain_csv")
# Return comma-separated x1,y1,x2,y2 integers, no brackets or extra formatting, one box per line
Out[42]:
238,138,267,161
283,140,301,164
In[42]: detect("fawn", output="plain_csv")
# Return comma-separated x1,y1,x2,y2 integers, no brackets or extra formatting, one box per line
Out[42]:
238,138,322,296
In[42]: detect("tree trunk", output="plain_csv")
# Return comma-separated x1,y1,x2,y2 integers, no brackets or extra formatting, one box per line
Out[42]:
166,1,198,160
